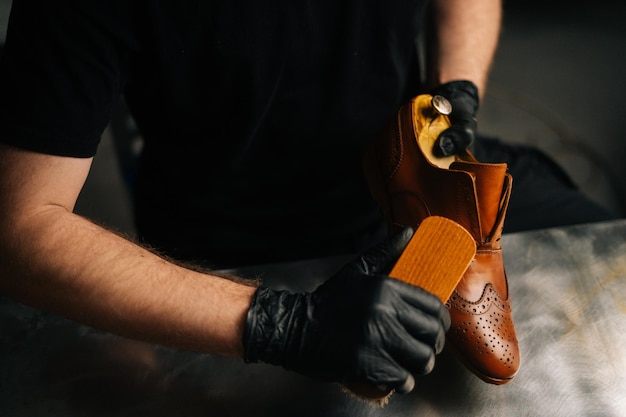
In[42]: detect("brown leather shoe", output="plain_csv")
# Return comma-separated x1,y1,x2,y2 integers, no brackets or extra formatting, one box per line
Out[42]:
363,94,520,384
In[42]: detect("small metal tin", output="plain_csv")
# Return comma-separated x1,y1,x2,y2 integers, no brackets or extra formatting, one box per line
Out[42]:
431,95,452,115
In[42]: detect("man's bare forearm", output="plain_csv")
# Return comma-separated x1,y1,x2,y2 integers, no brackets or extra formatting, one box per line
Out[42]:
428,0,502,96
0,205,256,356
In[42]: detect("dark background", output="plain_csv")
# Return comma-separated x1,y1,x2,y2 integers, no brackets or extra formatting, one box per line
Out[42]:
2,0,625,236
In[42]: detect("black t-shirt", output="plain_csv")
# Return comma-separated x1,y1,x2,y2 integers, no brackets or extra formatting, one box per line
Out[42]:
0,0,430,267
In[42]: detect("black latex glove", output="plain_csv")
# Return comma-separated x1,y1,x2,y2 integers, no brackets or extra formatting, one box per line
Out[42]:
243,228,450,394
430,80,480,156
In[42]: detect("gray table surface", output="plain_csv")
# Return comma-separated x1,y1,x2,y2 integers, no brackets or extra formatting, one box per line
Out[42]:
2,219,626,416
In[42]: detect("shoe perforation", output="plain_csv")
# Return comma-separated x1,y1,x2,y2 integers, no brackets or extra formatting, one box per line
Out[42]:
448,285,518,370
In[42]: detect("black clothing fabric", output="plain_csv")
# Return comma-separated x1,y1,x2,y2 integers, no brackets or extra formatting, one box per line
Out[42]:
473,136,617,233
0,0,617,269
0,0,429,267
0,0,133,157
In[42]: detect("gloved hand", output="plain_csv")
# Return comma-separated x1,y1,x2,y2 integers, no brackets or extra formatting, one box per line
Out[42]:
243,228,450,394
430,80,480,157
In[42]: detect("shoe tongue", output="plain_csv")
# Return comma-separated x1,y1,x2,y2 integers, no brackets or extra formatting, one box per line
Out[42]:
450,161,507,238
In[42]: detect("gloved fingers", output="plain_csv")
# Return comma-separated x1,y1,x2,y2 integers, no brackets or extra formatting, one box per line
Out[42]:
355,357,417,394
387,279,451,331
429,80,479,157
396,306,448,354
434,123,475,157
351,227,414,275
348,330,435,393
372,372,417,395
386,329,438,376
430,80,479,112
396,374,416,394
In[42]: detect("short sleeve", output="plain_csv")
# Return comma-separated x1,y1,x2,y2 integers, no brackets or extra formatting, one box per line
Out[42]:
0,0,137,157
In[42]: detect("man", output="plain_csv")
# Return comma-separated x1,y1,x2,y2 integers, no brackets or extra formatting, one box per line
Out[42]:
0,0,614,394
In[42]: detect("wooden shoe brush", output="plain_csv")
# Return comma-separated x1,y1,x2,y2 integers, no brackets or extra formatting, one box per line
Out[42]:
344,216,476,404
